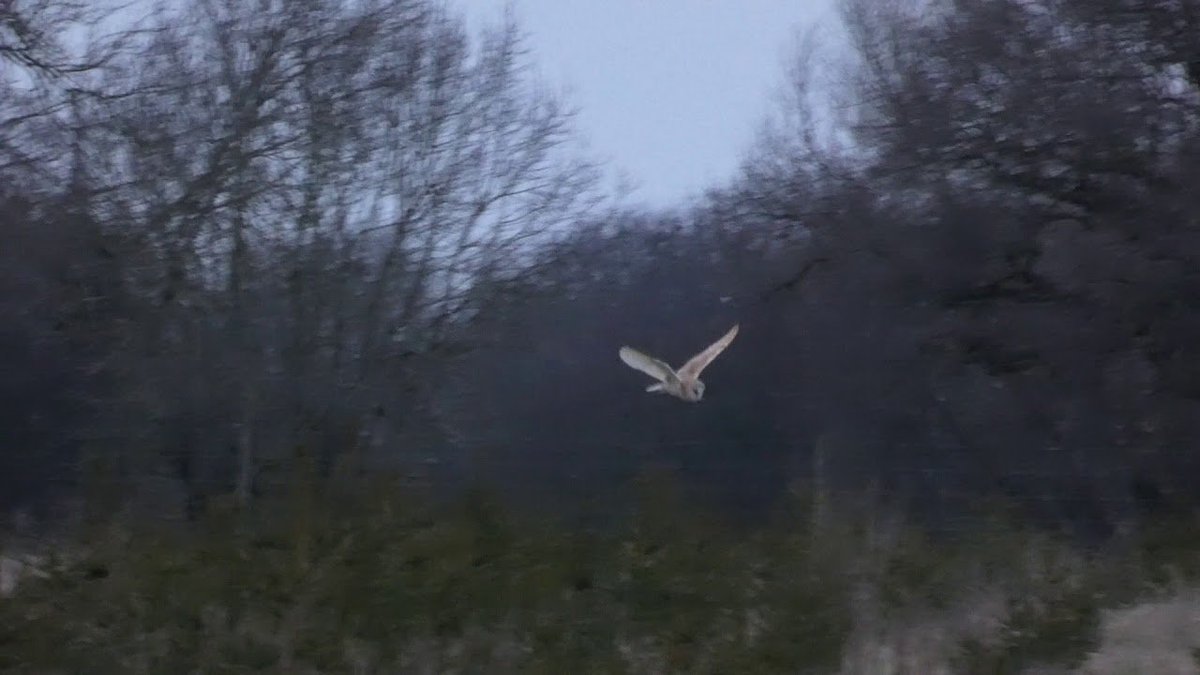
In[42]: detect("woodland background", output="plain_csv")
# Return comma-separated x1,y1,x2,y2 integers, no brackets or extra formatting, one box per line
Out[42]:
3,1,1200,671
4,0,1199,534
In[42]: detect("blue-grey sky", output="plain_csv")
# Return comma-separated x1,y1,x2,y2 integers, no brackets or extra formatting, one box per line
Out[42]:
453,1,840,208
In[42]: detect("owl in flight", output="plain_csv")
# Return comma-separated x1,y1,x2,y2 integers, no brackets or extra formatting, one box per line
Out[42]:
618,324,739,402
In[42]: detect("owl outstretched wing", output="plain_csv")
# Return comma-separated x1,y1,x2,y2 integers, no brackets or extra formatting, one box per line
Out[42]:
677,324,739,379
619,346,679,385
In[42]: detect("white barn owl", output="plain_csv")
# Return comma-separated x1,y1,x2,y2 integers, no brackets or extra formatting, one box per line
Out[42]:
618,324,739,402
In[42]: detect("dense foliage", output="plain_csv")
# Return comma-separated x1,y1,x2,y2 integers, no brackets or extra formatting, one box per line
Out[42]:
6,478,1200,673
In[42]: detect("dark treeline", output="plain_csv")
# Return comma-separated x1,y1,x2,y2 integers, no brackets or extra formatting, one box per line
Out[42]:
3,0,1199,537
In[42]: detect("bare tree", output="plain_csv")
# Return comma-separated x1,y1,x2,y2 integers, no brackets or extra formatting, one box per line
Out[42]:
686,0,1200,530
0,0,601,518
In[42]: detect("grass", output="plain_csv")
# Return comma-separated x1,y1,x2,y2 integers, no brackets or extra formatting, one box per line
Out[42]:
2,475,1200,674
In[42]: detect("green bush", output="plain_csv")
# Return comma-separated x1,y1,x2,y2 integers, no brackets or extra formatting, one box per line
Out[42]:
3,477,1200,673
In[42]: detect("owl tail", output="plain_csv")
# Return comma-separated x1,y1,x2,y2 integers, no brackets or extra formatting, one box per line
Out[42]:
645,383,665,393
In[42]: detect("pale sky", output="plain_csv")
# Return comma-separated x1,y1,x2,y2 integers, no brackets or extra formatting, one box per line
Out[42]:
453,1,841,208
